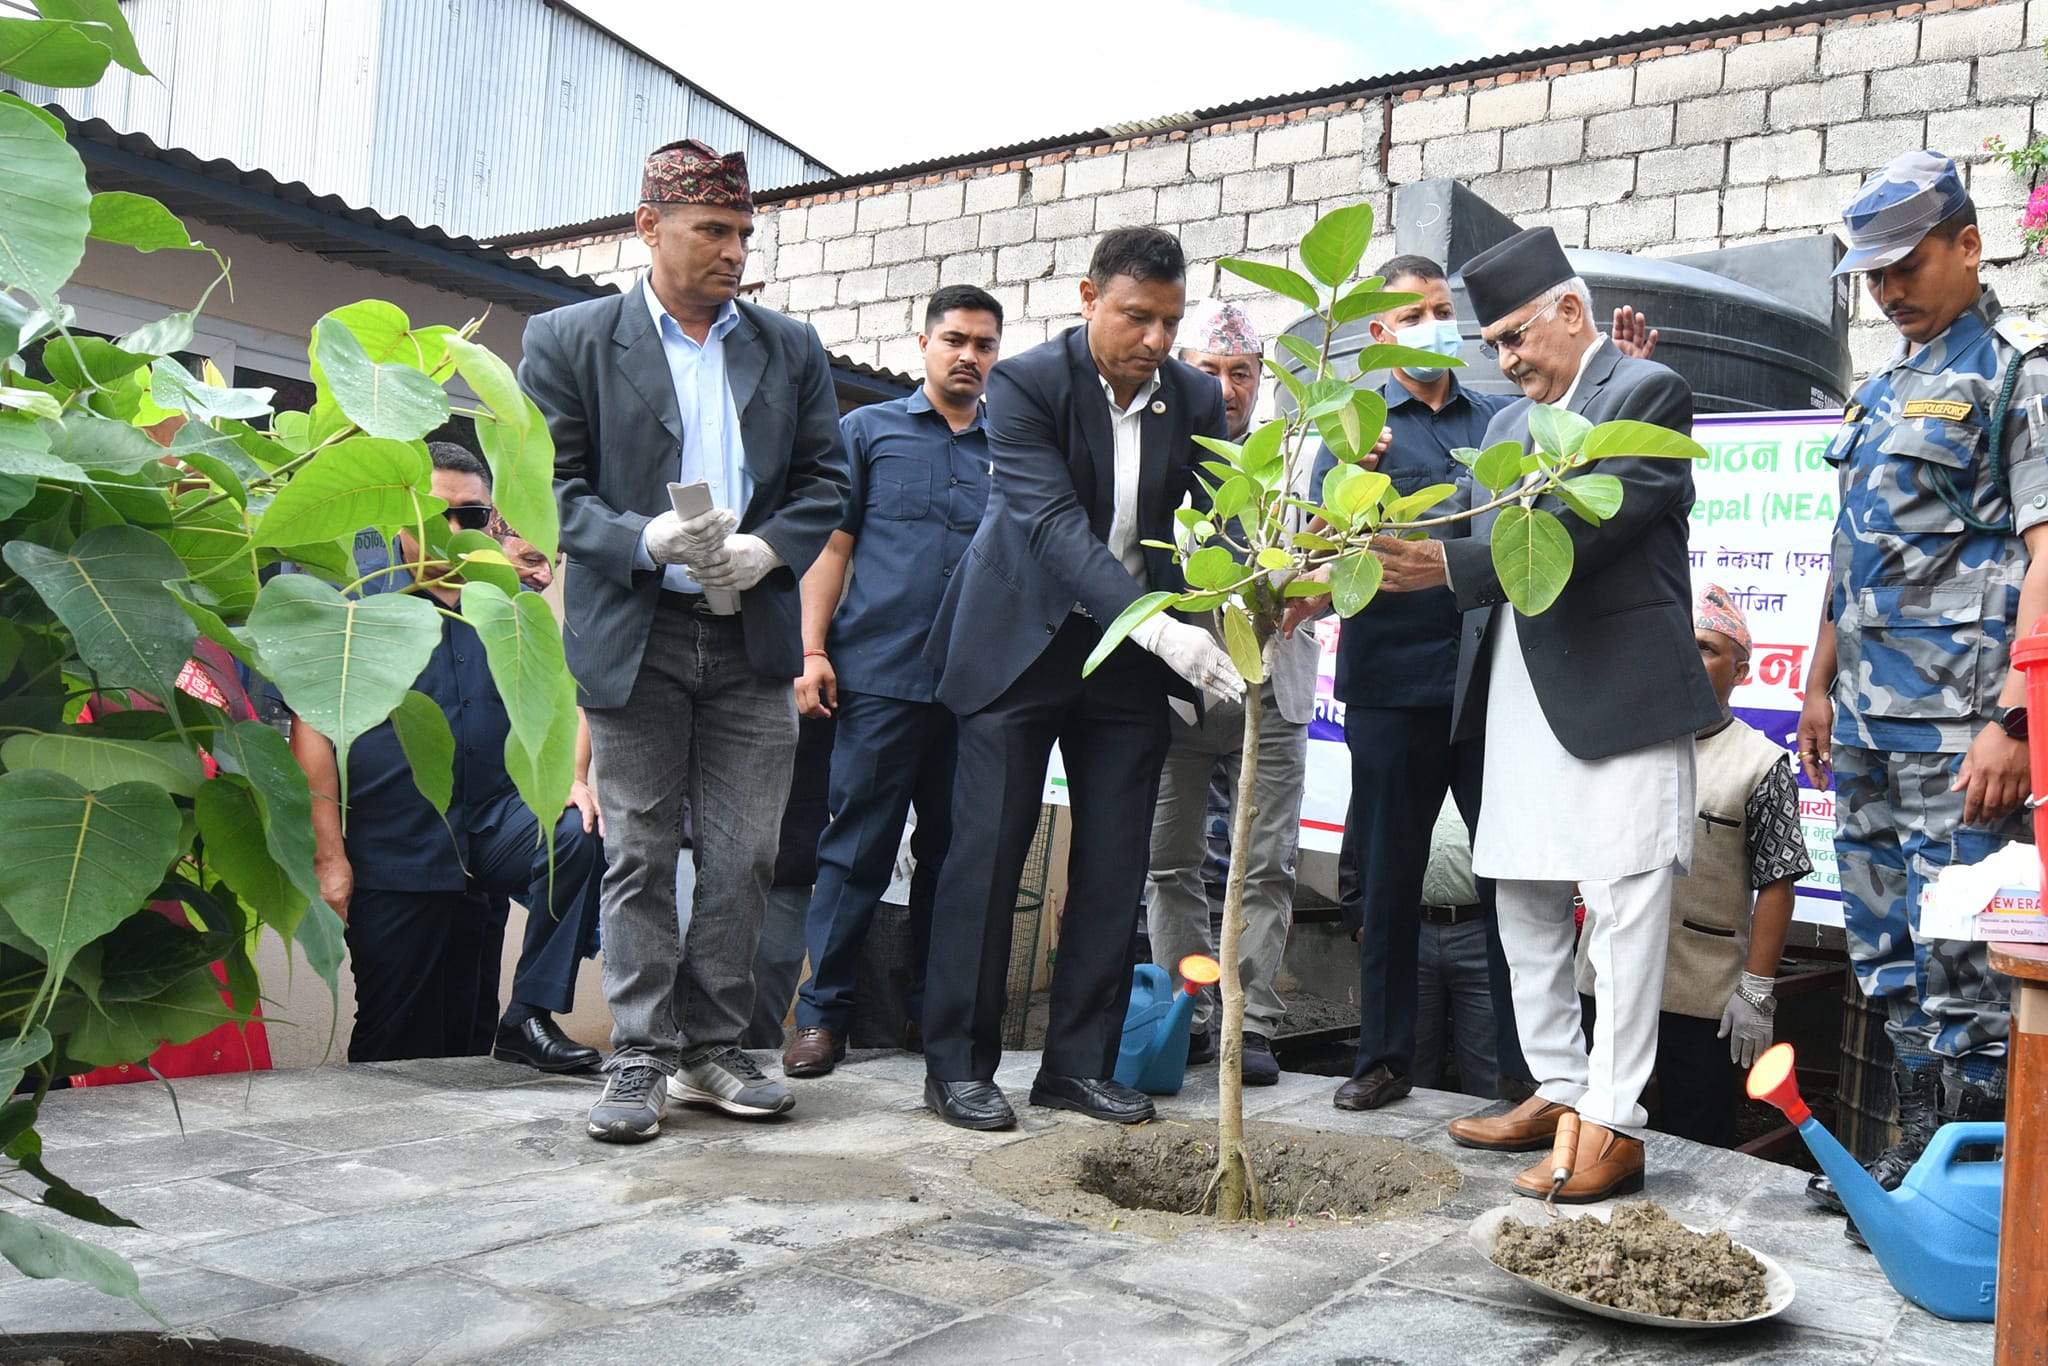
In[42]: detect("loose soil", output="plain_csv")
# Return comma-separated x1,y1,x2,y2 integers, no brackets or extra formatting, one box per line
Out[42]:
974,1118,1461,1239
1491,1200,1769,1322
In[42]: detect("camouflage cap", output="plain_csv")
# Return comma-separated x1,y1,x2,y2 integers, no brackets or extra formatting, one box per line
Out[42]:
1175,299,1263,357
640,139,753,213
1832,149,1969,277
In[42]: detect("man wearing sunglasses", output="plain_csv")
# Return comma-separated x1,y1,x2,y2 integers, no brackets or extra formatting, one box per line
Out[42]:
286,443,606,1065
1370,227,1720,1204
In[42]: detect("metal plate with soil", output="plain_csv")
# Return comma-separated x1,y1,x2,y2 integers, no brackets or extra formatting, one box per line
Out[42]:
973,1118,1461,1239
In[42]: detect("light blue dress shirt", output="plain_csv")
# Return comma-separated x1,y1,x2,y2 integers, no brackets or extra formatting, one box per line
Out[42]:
634,278,754,593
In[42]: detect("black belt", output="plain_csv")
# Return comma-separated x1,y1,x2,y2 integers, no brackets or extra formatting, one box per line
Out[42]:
663,592,738,620
1421,903,1482,926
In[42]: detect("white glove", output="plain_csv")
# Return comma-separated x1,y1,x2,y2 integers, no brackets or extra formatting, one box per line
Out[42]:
1134,616,1245,706
692,533,782,592
1717,970,1777,1069
645,506,737,568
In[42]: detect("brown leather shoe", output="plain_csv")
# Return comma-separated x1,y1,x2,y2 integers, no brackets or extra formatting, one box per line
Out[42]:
1447,1095,1572,1151
1512,1120,1644,1203
781,1026,844,1078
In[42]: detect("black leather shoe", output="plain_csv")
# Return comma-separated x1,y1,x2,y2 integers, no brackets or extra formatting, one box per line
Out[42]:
1029,1072,1155,1124
924,1077,1016,1131
494,1016,601,1074
1333,1063,1413,1111
1242,1032,1280,1087
1185,1029,1216,1065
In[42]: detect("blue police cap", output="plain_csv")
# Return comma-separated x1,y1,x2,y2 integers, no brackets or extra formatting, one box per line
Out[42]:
1833,149,1971,277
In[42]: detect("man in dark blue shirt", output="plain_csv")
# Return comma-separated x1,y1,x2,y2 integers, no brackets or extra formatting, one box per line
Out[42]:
289,444,604,1065
1307,255,1529,1113
781,286,1003,1077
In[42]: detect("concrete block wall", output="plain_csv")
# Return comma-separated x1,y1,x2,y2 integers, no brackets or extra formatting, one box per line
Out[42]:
524,0,2046,381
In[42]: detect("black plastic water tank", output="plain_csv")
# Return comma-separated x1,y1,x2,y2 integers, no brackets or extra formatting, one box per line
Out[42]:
1280,180,1853,414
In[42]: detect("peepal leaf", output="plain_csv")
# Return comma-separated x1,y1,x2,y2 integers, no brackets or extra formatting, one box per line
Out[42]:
67,965,236,1068
1470,441,1527,496
450,334,558,554
0,1027,50,1098
1492,504,1574,615
253,436,439,548
0,732,205,796
0,96,92,304
33,0,149,73
0,18,112,91
459,583,576,816
195,776,311,937
150,355,273,421
313,317,451,441
87,191,205,253
247,574,443,808
1554,472,1625,526
387,689,455,816
3,525,196,700
0,1208,159,1322
0,772,180,1014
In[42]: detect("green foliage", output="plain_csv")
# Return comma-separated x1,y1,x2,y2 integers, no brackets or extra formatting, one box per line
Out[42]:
0,0,575,1313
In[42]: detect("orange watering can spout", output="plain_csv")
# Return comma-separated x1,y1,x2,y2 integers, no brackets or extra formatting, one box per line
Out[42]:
1178,954,1221,995
1745,1042,1811,1125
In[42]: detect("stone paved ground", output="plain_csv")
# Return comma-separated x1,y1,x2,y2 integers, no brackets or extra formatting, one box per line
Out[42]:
0,1052,1996,1364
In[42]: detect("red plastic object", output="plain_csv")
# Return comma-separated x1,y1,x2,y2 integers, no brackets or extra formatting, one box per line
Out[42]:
1746,1042,1812,1125
1177,953,1221,992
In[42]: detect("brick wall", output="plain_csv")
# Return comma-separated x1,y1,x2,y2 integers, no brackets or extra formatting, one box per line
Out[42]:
525,0,2047,380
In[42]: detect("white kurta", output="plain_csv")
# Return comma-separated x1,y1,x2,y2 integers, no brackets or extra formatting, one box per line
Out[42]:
1470,610,1696,881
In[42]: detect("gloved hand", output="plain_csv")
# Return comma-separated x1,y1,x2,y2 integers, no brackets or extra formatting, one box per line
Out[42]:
1717,970,1777,1069
1134,616,1245,706
693,533,782,592
645,506,737,567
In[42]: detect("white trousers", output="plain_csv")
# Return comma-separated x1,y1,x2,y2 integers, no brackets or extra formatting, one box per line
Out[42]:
1495,865,1674,1134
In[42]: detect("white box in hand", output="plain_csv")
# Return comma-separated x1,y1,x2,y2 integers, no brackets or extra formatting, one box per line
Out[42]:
668,481,740,615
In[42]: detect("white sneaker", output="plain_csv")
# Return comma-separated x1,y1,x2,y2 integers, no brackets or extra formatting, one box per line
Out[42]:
669,1046,794,1118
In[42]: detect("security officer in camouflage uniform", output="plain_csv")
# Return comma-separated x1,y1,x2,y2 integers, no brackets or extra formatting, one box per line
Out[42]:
1797,150,2048,1219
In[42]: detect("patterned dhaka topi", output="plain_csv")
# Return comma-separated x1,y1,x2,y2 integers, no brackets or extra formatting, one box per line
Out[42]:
1695,582,1752,656
640,139,753,212
1175,298,1263,357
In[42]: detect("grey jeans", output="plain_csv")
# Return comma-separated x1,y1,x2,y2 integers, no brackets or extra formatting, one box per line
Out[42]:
584,601,797,1071
1144,678,1306,1037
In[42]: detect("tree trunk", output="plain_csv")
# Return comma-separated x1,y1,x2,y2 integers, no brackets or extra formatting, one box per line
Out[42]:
1212,674,1265,1221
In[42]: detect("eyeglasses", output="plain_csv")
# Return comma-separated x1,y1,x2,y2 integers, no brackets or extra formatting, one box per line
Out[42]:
1479,297,1562,360
445,503,494,532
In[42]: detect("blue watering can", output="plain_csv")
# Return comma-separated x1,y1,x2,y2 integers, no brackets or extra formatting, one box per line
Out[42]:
1114,954,1220,1095
1748,1043,2003,1322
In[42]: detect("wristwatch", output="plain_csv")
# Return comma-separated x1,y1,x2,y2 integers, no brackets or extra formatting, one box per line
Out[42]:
1997,705,2029,741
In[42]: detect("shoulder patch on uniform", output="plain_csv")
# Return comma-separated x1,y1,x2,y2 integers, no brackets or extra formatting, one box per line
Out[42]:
1994,313,2048,354
1901,398,1974,422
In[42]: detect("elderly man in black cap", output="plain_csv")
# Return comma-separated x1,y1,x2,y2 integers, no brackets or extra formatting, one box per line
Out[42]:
520,139,848,1144
1371,226,1721,1203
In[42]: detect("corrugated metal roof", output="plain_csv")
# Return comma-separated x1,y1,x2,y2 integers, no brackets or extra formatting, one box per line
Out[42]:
501,0,1895,243
1,0,835,240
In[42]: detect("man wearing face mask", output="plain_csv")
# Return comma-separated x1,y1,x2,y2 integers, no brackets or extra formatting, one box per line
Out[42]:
1306,255,1529,1113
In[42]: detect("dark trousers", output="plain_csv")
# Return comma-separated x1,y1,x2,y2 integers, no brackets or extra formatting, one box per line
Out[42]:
351,791,604,1063
797,691,951,1034
924,618,1171,1081
1343,705,1526,1087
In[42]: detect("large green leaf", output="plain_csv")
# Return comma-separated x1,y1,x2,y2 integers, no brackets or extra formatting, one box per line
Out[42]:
0,772,180,1009
33,0,148,74
40,335,153,392
1386,482,1458,523
1330,550,1383,618
1553,472,1625,527
86,191,205,253
310,301,452,378
0,17,112,87
1492,504,1574,615
252,436,439,549
246,574,442,807
1299,202,1374,289
150,356,273,422
1470,440,1527,496
1081,590,1175,677
206,721,322,912
1332,289,1425,326
68,964,235,1066
1528,404,1594,462
1325,465,1390,523
1581,419,1709,464
92,879,244,1003
1351,342,1464,375
195,776,309,935
0,732,204,795
0,98,91,305
387,688,454,815
0,1026,50,1098
312,318,450,442
0,1207,157,1319
41,411,170,473
1221,602,1264,685
1183,545,1240,590
3,524,196,700
1239,418,1285,484
0,91,62,141
450,334,557,557
460,582,576,825
1217,257,1318,310
295,899,346,1006
166,492,258,615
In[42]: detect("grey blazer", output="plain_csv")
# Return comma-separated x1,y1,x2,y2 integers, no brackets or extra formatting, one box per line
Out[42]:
1441,344,1722,760
520,283,848,708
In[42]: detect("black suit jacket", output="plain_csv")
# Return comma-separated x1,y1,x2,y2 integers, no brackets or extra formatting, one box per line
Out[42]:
520,283,848,708
1441,343,1721,760
924,324,1227,716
